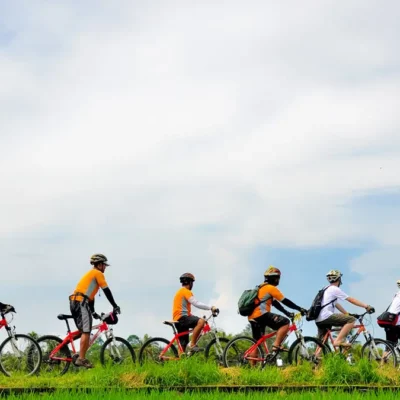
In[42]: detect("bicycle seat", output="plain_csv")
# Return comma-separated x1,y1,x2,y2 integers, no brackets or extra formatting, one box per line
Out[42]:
163,320,179,328
57,314,74,320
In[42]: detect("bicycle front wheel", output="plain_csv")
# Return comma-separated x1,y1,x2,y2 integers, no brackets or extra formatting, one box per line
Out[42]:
138,337,178,365
36,335,71,376
361,338,397,367
223,336,264,368
204,337,229,365
100,337,136,366
0,334,42,377
288,336,329,366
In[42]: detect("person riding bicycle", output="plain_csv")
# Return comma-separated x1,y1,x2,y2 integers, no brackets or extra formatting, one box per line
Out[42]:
379,280,400,346
69,253,121,368
315,270,374,347
248,266,307,353
172,273,218,354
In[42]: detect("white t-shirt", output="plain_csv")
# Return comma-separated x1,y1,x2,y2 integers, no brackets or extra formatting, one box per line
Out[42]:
387,291,400,326
316,285,349,323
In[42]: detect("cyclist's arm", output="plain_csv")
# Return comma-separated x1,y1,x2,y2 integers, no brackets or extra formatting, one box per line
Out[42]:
280,298,302,311
188,296,211,311
335,303,347,314
272,300,292,317
88,299,95,313
346,297,368,309
102,287,118,308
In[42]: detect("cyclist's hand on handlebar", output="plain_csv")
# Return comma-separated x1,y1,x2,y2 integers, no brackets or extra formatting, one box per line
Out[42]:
366,305,375,314
113,306,121,315
92,312,101,320
287,312,295,320
299,308,308,316
211,306,219,315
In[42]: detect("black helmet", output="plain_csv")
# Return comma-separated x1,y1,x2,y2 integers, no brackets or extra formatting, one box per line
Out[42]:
180,273,195,285
90,254,110,266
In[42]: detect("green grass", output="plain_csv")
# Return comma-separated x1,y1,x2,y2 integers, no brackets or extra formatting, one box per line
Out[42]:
0,355,400,389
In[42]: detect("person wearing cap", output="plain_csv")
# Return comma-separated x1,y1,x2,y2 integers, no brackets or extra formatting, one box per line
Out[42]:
69,253,120,368
379,280,400,345
316,269,374,347
172,273,218,354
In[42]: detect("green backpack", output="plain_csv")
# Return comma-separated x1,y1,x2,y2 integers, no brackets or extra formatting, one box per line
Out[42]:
237,283,267,316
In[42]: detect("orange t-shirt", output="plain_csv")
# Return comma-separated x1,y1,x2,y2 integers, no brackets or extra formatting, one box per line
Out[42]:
172,287,193,321
72,269,109,302
248,284,285,319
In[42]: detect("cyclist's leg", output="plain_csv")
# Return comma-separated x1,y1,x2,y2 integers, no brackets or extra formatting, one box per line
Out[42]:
263,312,290,349
314,323,330,356
328,314,356,346
249,319,263,366
383,326,400,359
178,316,203,350
70,300,93,367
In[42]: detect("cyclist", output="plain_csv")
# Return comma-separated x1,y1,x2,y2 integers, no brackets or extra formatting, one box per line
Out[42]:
248,266,307,353
315,270,374,347
379,280,400,346
69,254,121,368
172,273,218,354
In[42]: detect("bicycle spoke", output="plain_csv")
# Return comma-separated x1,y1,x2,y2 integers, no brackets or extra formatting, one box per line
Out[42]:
223,336,263,368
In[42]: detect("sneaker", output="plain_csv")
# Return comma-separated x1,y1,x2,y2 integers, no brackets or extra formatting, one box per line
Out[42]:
74,358,94,369
186,345,203,356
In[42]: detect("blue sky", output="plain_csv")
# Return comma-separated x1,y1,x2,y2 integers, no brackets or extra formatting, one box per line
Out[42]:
1,1,400,342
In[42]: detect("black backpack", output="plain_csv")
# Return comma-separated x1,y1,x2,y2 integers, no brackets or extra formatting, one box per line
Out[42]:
306,286,334,321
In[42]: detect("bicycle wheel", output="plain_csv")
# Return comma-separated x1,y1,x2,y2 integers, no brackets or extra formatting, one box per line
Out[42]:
138,337,178,365
36,335,71,376
361,338,397,367
223,336,264,368
288,336,329,365
204,337,229,365
100,336,136,366
0,334,42,377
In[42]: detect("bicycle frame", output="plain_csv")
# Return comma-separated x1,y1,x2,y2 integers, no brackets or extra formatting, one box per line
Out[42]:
49,319,113,362
242,319,300,362
158,314,219,360
0,312,24,357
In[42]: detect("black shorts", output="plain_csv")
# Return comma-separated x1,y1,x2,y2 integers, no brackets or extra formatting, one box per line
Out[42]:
384,325,400,345
250,312,290,340
70,300,92,333
177,315,200,349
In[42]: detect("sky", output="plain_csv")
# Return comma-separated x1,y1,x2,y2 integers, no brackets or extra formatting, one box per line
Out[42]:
1,1,400,343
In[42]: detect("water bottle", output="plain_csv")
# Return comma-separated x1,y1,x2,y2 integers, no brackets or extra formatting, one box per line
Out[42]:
346,353,355,365
276,355,283,367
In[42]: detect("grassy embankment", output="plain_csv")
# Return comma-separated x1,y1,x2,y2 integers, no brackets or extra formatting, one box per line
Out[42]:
0,355,400,389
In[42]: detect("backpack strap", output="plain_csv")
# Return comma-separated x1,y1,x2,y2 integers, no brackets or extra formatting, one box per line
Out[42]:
320,285,335,310
256,282,271,306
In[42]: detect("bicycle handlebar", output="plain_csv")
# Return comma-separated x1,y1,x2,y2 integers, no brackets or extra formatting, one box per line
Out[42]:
349,309,375,319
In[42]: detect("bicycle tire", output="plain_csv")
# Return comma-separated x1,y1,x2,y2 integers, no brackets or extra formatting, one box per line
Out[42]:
204,337,229,365
0,334,42,377
223,336,264,368
36,335,71,376
288,336,329,365
138,337,178,365
361,338,398,367
100,336,136,366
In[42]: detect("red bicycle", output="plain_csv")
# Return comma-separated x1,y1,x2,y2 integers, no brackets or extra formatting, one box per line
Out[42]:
37,311,135,375
0,305,42,377
138,310,228,365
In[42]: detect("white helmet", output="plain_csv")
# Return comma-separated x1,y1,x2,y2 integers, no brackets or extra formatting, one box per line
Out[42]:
326,270,342,283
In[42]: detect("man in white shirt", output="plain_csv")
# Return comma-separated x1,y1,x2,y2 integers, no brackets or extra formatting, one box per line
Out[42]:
381,280,400,345
316,270,374,347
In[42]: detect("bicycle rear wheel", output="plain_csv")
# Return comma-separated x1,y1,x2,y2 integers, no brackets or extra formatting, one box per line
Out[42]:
223,336,264,368
361,338,397,367
100,336,136,366
204,337,229,366
288,336,329,366
36,335,71,376
0,334,42,377
138,337,178,365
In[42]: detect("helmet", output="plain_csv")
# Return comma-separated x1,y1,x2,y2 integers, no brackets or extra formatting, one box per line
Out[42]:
326,269,342,283
90,254,110,266
397,280,400,288
264,266,281,277
179,273,195,284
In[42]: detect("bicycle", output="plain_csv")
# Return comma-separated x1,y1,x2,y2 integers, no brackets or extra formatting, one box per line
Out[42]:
223,313,327,368
314,311,398,367
138,310,228,365
0,305,42,377
37,311,135,375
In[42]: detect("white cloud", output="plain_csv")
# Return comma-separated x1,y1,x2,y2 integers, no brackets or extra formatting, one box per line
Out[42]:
1,1,400,338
